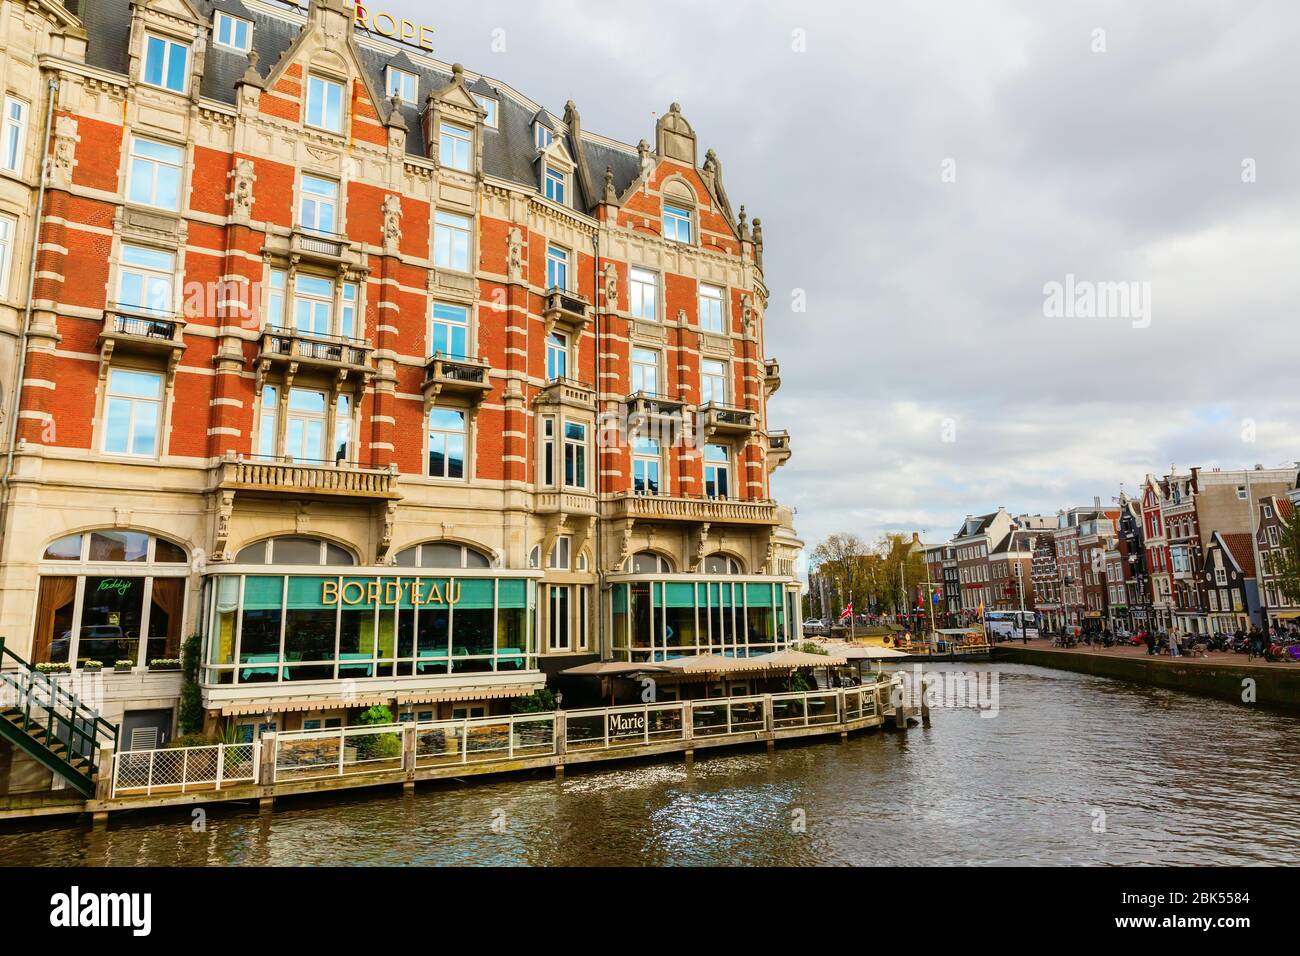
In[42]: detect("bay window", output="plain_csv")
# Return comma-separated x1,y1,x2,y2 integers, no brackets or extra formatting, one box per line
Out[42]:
563,421,587,489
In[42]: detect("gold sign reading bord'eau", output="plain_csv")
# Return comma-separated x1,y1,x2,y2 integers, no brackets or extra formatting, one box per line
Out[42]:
321,579,461,607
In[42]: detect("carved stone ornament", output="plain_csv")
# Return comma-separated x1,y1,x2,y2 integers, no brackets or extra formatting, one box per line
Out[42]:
603,261,618,309
51,115,78,189
382,193,403,254
231,158,255,222
506,226,523,283
603,165,617,204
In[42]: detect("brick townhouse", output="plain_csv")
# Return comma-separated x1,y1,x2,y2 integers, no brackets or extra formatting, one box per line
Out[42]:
0,0,802,746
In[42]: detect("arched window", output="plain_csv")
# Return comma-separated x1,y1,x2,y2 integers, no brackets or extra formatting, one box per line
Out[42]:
35,530,189,670
394,541,493,569
703,554,744,575
631,550,673,573
235,536,356,566
661,179,696,244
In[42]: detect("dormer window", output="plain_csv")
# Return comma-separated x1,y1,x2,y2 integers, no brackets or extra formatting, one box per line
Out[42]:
544,165,567,204
143,33,190,93
472,94,498,129
305,75,344,133
214,12,252,52
535,124,553,150
439,122,472,172
386,66,417,104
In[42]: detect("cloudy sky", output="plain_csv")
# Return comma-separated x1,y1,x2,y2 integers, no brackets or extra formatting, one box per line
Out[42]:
389,0,1300,551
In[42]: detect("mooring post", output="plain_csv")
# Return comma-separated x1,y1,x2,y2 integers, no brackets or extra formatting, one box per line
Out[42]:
554,711,567,778
258,732,277,811
402,723,416,792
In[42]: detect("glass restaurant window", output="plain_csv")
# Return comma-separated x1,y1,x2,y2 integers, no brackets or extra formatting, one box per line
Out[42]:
608,580,786,663
34,532,187,668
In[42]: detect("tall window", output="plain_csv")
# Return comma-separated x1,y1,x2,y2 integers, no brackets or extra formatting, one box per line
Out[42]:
544,166,566,204
428,408,467,479
143,34,189,93
258,385,279,457
434,211,471,271
265,270,287,327
546,244,569,291
631,347,658,394
563,421,587,489
430,302,470,358
699,283,724,333
306,75,344,133
546,331,568,380
214,12,252,51
386,67,417,103
103,369,163,457
0,215,14,297
629,268,657,321
334,394,352,463
663,203,692,243
117,245,175,315
439,123,472,172
704,443,731,499
1,97,28,173
127,138,183,211
541,416,556,487
700,359,726,405
284,388,327,461
633,437,661,494
548,536,571,571
548,585,571,651
292,275,334,335
299,175,338,232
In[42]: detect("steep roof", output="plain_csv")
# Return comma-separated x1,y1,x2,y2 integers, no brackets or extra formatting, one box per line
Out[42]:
1219,533,1257,577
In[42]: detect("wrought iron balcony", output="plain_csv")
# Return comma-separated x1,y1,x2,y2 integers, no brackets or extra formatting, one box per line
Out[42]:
536,376,595,410
700,402,758,437
767,430,791,472
543,287,591,336
764,358,781,396
608,492,779,526
423,353,492,402
258,327,374,375
99,305,187,364
213,454,401,500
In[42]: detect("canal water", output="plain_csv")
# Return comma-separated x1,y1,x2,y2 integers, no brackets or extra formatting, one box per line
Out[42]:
2,663,1297,866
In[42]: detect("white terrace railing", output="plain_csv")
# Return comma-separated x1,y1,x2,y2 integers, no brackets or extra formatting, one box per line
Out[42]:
108,682,898,798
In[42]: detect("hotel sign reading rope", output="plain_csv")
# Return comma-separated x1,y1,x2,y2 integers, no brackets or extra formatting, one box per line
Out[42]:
354,3,435,52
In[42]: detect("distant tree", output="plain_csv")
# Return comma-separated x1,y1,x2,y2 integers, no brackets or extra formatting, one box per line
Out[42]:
810,533,870,621
1273,507,1300,605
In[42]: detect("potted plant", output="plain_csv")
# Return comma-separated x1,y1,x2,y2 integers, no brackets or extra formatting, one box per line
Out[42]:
113,659,135,672
35,662,71,674
148,658,182,671
81,660,103,673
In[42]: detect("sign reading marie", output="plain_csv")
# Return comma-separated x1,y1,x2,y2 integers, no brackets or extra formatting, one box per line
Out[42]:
608,712,646,735
354,2,434,51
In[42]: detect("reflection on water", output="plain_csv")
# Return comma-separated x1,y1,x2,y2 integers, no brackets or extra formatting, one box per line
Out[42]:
3,664,1298,866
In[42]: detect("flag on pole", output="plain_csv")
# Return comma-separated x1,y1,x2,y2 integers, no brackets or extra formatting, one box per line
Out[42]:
839,602,854,622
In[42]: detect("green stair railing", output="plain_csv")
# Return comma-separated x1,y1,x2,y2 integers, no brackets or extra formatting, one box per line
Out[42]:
0,637,119,796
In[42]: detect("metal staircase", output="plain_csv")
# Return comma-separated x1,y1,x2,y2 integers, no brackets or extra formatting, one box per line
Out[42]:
0,638,118,798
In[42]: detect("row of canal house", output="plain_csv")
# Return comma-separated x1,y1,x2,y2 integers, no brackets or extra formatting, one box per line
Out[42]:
0,0,806,771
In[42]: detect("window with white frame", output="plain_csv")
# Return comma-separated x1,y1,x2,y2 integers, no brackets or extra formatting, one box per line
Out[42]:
547,536,571,571
386,67,417,104
547,584,571,651
700,359,726,406
546,330,568,380
563,421,587,489
663,203,692,243
103,368,164,457
434,210,471,271
633,437,661,494
576,584,589,650
1268,526,1279,548
117,245,175,315
535,123,553,149
143,33,189,93
631,347,658,395
127,137,184,211
429,302,470,358
334,393,352,463
0,214,14,298
546,244,569,291
292,275,333,336
1,97,28,173
298,175,338,233
629,268,657,321
265,269,287,327
257,385,279,458
439,122,472,172
428,407,467,479
704,443,731,499
214,12,252,51
541,416,556,487
544,165,566,204
699,283,724,333
472,94,497,128
284,387,327,461
305,75,344,133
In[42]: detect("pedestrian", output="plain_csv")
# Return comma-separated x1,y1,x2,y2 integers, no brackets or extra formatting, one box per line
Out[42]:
1168,630,1180,658
1145,630,1155,656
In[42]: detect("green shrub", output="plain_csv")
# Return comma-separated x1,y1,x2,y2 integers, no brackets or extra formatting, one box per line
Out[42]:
510,689,556,713
178,634,204,736
354,705,400,760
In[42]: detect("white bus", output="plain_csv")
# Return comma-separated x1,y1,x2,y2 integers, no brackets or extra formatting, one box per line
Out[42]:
984,610,1038,642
